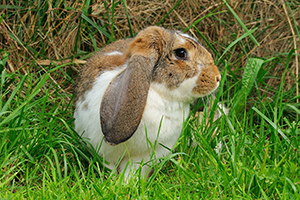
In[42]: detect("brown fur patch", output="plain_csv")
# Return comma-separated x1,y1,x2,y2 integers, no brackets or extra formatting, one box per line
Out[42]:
193,64,221,96
152,32,219,94
74,39,132,103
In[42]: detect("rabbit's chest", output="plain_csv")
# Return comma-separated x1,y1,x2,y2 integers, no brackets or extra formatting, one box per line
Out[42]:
126,87,190,151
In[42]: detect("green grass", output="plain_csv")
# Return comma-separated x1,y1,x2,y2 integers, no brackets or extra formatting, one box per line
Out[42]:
1,51,299,199
1,0,299,199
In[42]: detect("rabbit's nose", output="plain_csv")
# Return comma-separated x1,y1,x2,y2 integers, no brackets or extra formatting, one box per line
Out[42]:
216,74,221,83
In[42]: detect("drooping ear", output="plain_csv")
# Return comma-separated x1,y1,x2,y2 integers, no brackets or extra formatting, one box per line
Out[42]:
100,27,165,145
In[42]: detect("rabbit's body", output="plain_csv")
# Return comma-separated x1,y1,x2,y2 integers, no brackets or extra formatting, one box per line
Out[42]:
74,26,221,179
74,67,189,176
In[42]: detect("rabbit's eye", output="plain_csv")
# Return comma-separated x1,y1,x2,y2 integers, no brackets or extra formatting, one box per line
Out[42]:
174,48,188,60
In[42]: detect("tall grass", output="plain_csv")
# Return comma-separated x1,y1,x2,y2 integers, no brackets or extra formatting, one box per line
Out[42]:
0,0,299,199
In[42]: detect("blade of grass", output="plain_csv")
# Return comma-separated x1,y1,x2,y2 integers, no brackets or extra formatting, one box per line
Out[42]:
284,1,299,104
0,50,8,72
217,28,257,63
222,0,259,46
0,74,49,127
50,147,62,181
0,74,26,118
81,13,111,38
285,104,300,115
193,26,219,57
157,0,183,26
121,0,133,37
183,10,226,32
252,107,292,148
82,0,91,16
110,0,116,42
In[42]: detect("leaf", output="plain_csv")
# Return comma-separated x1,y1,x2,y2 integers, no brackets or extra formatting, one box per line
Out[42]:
231,58,264,113
241,58,265,97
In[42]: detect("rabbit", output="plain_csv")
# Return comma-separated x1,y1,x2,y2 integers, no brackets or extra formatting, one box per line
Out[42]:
73,26,221,179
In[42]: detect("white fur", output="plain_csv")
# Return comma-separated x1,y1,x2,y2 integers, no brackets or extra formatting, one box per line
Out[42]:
104,51,123,56
74,66,191,179
177,32,199,43
151,73,200,102
176,34,186,44
197,61,205,69
74,66,125,151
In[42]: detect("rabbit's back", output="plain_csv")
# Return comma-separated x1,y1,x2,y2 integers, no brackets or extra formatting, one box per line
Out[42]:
74,38,132,103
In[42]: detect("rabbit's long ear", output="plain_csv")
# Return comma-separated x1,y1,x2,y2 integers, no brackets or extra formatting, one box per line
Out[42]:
100,27,165,145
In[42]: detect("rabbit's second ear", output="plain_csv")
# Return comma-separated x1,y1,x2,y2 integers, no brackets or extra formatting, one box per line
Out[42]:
100,27,164,145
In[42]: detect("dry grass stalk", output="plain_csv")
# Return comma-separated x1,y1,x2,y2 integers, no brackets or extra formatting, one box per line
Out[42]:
281,0,299,103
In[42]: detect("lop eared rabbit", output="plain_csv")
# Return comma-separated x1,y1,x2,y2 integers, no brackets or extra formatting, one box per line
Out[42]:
74,26,221,179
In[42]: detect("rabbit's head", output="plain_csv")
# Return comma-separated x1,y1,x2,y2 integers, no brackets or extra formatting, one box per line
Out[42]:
100,26,221,145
